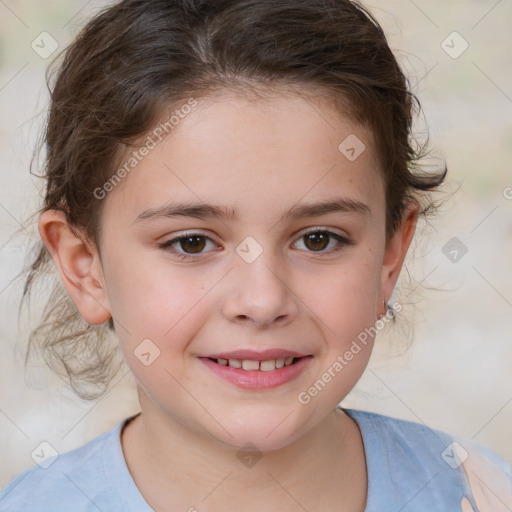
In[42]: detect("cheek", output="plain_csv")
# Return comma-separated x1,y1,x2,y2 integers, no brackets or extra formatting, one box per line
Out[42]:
103,249,211,351
303,260,379,405
308,253,381,336
108,261,212,400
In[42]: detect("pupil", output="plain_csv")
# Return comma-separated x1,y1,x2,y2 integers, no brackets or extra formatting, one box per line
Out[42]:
305,233,328,251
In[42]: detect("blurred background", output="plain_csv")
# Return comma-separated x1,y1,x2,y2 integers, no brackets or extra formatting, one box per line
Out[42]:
0,0,511,488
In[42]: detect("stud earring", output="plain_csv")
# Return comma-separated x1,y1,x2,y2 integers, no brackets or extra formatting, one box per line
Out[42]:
379,298,390,319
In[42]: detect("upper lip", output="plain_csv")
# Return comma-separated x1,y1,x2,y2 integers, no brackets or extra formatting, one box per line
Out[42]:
201,349,310,360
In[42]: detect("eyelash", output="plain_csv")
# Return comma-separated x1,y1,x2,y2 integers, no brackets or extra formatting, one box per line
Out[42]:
158,228,352,261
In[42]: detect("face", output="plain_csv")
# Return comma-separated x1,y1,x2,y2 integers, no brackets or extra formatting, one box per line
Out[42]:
88,90,409,451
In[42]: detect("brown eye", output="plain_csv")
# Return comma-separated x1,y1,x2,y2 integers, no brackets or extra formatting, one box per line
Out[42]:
158,233,217,260
303,232,329,251
179,235,206,254
293,229,351,254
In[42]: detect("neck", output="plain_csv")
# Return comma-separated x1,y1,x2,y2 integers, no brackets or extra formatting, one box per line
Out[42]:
121,394,367,512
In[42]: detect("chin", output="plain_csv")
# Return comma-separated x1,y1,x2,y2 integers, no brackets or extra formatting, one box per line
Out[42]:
205,407,311,452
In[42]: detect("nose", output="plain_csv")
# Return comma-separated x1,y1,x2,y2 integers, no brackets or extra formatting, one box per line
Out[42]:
222,251,299,329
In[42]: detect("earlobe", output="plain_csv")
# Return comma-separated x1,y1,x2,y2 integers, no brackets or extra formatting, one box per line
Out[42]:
38,210,112,325
379,201,419,310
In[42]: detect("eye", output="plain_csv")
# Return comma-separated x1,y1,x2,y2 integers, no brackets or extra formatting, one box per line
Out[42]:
159,228,352,261
293,228,352,254
158,232,218,260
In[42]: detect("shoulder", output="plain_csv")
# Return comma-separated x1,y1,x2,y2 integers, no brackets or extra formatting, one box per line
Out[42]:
345,408,512,511
0,418,127,512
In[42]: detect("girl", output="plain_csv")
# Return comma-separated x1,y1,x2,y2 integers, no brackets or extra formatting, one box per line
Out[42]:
1,0,511,510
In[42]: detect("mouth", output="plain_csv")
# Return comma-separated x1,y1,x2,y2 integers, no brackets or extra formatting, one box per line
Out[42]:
204,356,303,371
198,352,313,390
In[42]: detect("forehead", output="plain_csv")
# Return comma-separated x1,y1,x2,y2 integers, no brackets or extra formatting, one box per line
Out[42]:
103,89,384,226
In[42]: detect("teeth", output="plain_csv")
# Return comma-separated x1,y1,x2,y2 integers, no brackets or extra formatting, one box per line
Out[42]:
242,359,260,371
260,359,276,372
216,357,297,370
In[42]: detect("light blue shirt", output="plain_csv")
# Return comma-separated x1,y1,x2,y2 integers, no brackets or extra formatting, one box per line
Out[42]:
1,409,511,511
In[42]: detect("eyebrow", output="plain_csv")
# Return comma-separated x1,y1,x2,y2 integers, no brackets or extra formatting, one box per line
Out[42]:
133,197,371,225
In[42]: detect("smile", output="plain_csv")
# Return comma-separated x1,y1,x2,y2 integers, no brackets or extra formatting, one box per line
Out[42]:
209,356,298,371
199,355,313,390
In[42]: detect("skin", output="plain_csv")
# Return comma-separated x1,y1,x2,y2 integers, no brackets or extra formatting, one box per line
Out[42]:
39,89,418,511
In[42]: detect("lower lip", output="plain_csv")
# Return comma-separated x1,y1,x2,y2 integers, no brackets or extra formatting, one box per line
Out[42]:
199,357,312,390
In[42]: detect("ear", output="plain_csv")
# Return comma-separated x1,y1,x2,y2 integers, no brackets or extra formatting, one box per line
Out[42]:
378,200,419,313
38,210,112,325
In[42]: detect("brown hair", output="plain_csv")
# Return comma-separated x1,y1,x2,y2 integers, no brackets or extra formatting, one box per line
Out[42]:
21,0,447,400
